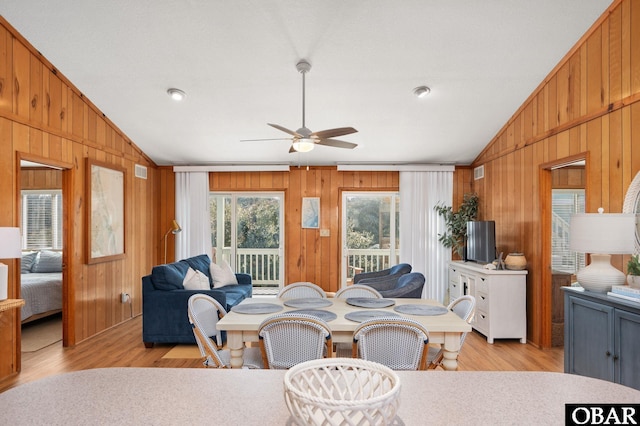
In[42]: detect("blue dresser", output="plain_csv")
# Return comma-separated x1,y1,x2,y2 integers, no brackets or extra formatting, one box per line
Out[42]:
563,287,640,390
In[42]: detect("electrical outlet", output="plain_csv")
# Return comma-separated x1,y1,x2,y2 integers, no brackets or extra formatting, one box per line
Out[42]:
121,292,130,303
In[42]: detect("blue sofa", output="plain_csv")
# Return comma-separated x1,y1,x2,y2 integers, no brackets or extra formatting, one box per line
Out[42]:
142,254,252,347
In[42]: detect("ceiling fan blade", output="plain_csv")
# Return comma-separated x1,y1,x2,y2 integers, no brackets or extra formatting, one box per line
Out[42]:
288,145,297,153
316,138,358,149
268,123,302,138
310,127,358,139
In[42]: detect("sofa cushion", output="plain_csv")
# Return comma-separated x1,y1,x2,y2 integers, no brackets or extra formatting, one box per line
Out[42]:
151,261,191,291
183,268,210,290
210,259,238,288
31,250,63,273
183,254,213,277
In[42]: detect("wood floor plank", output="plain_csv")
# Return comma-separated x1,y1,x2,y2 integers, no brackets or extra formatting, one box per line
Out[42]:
0,315,564,393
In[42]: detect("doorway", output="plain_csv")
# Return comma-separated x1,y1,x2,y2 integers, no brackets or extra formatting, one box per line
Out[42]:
209,192,285,293
541,155,586,348
18,155,72,351
341,192,400,287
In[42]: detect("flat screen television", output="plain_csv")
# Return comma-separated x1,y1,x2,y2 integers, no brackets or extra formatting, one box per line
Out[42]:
466,220,496,264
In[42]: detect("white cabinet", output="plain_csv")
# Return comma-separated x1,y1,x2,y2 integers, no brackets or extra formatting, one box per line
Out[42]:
448,261,527,344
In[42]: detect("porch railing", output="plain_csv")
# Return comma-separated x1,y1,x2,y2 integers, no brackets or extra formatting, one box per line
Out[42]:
218,248,397,285
220,248,280,287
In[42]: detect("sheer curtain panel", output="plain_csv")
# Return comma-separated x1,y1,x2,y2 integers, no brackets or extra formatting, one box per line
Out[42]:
175,172,211,260
399,170,453,302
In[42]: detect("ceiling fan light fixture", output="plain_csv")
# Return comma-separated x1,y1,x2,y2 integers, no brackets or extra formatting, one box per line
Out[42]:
167,88,186,101
292,138,315,152
413,86,431,98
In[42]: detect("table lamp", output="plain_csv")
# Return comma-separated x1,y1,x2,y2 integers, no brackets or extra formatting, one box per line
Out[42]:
569,208,636,293
0,227,22,301
163,220,182,264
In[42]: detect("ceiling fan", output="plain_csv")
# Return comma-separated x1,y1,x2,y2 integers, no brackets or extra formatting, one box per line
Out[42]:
242,60,358,153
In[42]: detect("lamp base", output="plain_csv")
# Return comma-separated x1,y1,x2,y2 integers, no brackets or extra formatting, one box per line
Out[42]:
0,263,8,301
577,254,626,293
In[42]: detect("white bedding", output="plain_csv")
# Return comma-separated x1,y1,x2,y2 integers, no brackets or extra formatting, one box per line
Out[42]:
20,273,63,322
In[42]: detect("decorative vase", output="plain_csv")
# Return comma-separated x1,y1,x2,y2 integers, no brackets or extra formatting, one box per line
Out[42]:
505,253,527,270
628,275,640,289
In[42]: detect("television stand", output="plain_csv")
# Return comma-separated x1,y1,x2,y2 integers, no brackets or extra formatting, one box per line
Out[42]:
448,261,527,344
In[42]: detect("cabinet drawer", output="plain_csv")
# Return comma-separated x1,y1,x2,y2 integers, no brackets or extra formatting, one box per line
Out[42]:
476,276,489,294
475,310,489,332
476,291,489,311
449,281,461,300
448,266,460,284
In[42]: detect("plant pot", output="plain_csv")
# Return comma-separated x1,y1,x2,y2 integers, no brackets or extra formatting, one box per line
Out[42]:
627,275,640,289
505,253,527,270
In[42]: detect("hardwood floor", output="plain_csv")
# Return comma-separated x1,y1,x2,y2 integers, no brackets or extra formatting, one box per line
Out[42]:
0,315,564,394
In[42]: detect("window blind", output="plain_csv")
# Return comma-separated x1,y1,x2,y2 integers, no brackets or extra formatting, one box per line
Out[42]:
21,190,63,250
551,189,585,274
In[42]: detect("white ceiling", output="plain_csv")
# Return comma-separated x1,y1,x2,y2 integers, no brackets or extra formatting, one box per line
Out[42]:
1,1,611,167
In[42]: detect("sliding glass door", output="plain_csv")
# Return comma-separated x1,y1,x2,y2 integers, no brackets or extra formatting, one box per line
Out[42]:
210,193,284,292
341,192,400,287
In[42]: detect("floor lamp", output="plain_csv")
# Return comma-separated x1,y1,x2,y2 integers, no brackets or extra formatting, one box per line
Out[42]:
163,220,182,264
0,227,22,301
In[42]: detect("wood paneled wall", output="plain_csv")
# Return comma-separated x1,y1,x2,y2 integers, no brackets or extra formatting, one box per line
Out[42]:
20,168,62,190
0,16,159,378
206,167,400,293
470,0,639,347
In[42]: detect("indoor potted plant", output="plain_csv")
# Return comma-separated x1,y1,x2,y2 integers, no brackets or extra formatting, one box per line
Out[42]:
627,254,640,289
434,193,479,259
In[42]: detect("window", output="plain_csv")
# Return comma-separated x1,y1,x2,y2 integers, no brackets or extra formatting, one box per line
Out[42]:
552,189,585,274
21,190,63,250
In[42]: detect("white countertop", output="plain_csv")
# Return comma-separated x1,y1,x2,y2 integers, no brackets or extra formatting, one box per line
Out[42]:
1,367,639,425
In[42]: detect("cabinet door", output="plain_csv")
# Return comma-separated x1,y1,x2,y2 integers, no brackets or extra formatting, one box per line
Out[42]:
565,295,614,382
615,309,640,390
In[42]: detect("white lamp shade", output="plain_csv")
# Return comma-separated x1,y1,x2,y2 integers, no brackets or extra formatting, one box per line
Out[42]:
0,227,21,259
569,212,636,254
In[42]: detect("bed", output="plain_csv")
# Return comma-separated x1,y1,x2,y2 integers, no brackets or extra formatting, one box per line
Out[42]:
20,250,63,323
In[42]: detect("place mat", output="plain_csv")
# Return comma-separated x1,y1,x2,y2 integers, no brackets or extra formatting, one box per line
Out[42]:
344,310,401,323
231,303,283,315
346,298,395,308
286,309,338,322
393,304,449,316
283,298,333,309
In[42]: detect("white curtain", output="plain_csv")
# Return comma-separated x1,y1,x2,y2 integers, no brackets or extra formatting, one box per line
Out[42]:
399,170,453,302
175,172,211,260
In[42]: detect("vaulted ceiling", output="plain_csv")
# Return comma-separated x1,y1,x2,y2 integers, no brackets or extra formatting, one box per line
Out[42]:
1,1,612,166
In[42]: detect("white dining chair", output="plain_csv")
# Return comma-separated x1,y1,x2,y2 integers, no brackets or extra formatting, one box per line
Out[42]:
334,284,383,357
427,295,476,369
352,317,430,370
188,293,263,368
277,282,327,299
334,284,383,299
258,313,332,369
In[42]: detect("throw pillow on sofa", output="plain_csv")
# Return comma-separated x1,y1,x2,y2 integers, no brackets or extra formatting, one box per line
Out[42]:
210,259,238,288
183,267,210,290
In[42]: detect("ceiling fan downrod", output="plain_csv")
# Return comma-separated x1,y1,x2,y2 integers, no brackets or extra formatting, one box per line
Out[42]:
296,60,311,130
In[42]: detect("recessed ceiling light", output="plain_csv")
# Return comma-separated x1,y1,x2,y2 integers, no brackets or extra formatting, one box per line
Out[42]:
413,86,431,98
167,88,186,101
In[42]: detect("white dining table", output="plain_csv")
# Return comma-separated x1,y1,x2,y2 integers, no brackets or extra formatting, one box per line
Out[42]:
217,297,472,370
1,368,639,425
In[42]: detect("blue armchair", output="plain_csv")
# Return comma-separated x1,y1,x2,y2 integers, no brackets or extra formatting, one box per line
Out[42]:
360,272,425,298
353,263,412,286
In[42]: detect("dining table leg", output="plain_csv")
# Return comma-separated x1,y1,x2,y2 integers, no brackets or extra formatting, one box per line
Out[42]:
440,332,461,371
226,331,245,368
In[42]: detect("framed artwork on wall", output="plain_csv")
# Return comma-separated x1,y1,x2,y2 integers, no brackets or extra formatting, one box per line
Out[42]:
302,197,320,229
86,158,126,264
